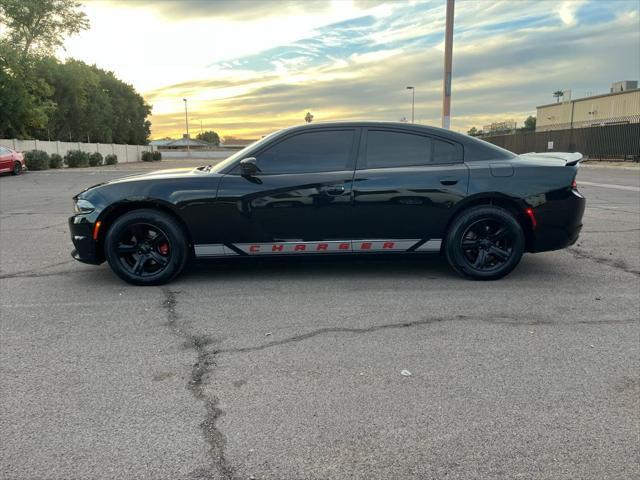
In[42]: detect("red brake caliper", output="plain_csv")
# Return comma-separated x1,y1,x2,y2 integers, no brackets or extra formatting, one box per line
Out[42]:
158,243,169,255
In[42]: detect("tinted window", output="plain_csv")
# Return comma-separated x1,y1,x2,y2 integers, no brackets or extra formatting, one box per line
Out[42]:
0,147,8,155
433,138,459,163
365,130,432,168
256,130,354,174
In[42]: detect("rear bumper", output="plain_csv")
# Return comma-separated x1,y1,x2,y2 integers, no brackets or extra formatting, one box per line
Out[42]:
528,189,586,253
69,215,103,265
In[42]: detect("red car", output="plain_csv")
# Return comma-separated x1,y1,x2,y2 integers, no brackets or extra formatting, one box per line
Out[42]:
0,145,26,175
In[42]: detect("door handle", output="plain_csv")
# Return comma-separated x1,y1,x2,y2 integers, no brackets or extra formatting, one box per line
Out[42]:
439,178,458,186
321,185,346,196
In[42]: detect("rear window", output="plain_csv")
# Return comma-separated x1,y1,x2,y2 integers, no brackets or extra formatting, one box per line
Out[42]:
365,130,432,168
363,130,462,168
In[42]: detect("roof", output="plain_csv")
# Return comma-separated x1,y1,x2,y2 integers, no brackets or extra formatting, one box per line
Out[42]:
277,121,462,138
536,88,639,109
149,139,174,146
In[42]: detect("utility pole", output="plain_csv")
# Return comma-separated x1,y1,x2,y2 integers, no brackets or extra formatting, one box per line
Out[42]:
442,0,455,129
200,119,203,136
183,98,190,156
406,86,415,123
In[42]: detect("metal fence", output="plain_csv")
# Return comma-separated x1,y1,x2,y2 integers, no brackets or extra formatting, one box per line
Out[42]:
0,139,152,163
481,122,640,161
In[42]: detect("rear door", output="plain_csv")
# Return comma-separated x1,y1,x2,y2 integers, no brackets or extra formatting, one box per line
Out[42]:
350,128,468,248
214,128,360,250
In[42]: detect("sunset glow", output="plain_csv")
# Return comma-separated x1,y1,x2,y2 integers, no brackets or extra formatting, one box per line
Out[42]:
62,0,640,139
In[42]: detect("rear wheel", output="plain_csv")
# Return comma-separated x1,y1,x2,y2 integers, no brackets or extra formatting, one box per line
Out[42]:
445,205,525,280
104,209,189,285
11,161,22,175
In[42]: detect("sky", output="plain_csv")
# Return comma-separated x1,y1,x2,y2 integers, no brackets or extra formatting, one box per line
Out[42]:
63,0,640,139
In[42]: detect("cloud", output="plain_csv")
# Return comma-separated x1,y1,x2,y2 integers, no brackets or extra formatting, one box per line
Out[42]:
68,1,640,138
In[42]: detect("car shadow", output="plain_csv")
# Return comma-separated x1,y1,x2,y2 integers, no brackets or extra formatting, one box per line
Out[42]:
180,253,456,283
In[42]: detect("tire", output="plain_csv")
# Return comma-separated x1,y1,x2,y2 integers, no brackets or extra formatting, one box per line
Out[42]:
11,161,22,175
104,209,189,285
444,205,525,280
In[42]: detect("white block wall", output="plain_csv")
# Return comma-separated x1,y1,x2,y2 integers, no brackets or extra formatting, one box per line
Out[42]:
0,139,152,163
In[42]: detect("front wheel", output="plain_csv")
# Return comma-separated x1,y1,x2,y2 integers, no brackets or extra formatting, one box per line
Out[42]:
445,205,525,280
12,161,22,175
104,209,189,285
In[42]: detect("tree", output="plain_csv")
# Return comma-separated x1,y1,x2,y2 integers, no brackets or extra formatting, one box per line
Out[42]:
304,112,314,123
467,126,479,136
196,130,220,145
0,0,88,62
553,90,564,103
523,115,536,131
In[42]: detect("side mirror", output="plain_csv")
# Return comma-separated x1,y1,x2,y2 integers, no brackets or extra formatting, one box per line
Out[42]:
240,157,260,176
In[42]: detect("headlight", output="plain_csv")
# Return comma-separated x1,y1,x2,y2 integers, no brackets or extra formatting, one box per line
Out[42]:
74,199,95,214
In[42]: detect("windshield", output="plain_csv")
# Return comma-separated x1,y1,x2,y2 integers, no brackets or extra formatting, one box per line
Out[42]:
210,130,281,173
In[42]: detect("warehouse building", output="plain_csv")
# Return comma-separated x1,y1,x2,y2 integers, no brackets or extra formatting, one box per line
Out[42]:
536,81,639,132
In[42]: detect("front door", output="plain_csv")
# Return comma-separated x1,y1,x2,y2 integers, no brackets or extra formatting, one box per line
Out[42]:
214,128,359,253
350,128,469,250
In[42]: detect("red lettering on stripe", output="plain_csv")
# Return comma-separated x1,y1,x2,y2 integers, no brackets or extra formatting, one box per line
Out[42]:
382,242,395,249
249,245,260,252
272,244,284,251
316,243,328,251
339,243,350,250
360,242,372,250
294,244,306,251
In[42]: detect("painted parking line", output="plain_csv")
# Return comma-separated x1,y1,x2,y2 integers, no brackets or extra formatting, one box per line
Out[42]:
578,181,640,192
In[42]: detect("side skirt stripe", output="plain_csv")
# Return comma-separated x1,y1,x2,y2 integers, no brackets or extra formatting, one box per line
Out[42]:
194,239,442,257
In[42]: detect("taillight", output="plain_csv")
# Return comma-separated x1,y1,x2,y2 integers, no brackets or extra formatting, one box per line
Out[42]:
571,179,577,190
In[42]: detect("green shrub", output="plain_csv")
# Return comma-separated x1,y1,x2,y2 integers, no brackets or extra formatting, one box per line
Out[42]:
152,150,162,161
89,152,103,167
141,151,154,162
24,150,50,170
49,153,63,169
105,154,118,165
64,150,90,168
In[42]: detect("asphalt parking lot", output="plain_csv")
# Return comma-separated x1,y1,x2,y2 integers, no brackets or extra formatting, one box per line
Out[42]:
1,161,639,480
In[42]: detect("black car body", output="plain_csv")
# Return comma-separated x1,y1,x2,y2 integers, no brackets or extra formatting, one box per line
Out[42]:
69,122,585,284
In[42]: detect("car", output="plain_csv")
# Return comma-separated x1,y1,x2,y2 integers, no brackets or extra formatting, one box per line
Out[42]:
0,145,26,175
69,122,585,285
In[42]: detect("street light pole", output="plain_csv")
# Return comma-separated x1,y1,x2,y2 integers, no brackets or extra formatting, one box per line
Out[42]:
183,98,190,156
442,0,455,129
406,86,415,123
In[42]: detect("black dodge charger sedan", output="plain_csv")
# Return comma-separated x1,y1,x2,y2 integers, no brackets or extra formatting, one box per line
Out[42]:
69,122,585,285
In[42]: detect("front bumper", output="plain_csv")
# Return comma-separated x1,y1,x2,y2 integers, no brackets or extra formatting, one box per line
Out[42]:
69,214,103,265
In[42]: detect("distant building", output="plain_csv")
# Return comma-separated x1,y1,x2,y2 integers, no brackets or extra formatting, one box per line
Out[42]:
536,81,640,132
483,121,516,135
150,135,211,150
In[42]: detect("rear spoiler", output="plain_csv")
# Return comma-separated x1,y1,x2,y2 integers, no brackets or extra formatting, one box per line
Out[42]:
521,152,583,166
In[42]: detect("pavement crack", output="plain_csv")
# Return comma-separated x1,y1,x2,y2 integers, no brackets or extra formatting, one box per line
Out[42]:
161,288,237,480
568,247,640,277
217,315,638,355
0,261,78,279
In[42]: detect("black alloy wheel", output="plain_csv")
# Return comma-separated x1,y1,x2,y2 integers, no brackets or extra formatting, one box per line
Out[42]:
445,205,525,280
104,209,189,285
460,218,514,272
115,223,172,278
12,161,22,175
